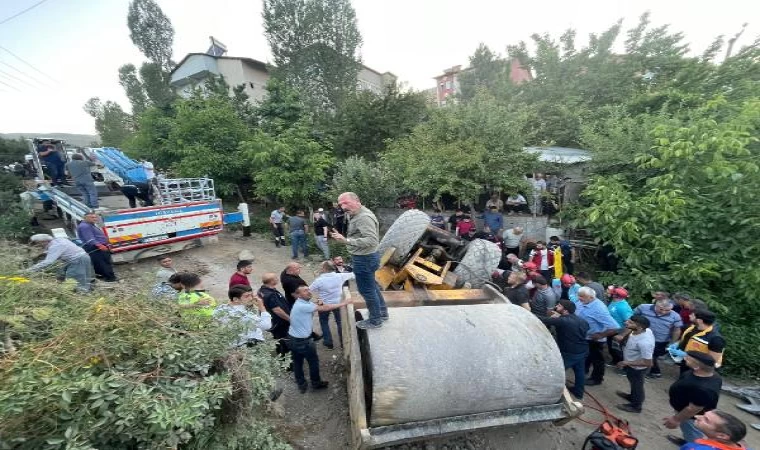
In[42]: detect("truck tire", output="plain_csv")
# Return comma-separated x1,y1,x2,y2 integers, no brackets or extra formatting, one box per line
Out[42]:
377,209,431,267
453,239,502,288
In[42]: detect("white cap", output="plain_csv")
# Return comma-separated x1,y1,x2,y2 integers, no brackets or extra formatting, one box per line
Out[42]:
29,234,54,243
317,208,324,212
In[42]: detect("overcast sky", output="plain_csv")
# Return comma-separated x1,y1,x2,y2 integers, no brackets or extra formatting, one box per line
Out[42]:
0,0,757,135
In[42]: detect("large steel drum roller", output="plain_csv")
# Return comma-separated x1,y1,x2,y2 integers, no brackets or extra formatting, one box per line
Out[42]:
357,303,566,427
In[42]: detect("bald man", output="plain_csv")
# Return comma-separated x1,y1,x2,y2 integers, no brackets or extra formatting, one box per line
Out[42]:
330,192,388,329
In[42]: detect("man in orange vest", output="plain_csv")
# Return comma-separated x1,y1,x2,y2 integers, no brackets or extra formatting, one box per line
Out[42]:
676,310,725,374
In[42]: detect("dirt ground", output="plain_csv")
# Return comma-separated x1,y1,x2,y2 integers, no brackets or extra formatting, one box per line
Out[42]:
114,230,760,450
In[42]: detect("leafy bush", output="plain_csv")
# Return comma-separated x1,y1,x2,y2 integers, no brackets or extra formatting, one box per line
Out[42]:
0,174,35,242
0,245,288,449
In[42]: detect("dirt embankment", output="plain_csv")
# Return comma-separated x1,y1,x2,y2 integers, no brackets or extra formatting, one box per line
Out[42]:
117,231,760,450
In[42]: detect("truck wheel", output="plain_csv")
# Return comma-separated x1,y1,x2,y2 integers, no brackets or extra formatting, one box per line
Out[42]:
453,239,502,288
377,209,431,267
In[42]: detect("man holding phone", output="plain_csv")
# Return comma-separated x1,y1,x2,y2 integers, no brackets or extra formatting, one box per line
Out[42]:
330,192,388,329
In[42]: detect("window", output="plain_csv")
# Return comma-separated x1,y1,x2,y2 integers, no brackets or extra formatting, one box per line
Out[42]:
446,80,452,90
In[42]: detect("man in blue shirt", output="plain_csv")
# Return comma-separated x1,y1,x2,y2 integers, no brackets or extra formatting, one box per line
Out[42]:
481,206,504,236
288,285,353,393
630,299,683,379
575,286,620,386
36,141,67,186
76,212,117,282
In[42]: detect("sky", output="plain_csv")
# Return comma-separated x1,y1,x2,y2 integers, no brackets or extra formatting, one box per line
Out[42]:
0,0,758,135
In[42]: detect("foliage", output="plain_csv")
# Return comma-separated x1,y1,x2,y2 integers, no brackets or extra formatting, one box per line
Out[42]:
328,156,398,209
382,91,535,203
262,0,362,111
242,123,334,206
0,137,27,165
118,64,148,116
0,246,286,449
255,77,306,134
82,98,133,147
0,174,34,242
330,83,428,160
576,99,760,374
127,0,175,72
458,43,507,102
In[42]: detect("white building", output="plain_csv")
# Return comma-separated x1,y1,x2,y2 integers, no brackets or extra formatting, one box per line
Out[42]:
170,53,396,101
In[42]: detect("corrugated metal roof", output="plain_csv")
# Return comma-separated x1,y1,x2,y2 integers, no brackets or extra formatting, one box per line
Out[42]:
524,146,591,164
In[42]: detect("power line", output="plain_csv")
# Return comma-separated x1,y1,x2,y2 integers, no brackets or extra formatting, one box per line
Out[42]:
0,59,47,87
0,45,57,83
0,0,52,26
0,78,20,92
0,67,37,89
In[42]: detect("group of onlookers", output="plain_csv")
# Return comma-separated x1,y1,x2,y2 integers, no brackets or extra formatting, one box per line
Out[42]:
493,257,748,449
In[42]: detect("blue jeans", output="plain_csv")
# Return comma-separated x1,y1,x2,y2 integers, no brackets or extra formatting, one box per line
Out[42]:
562,351,588,399
287,336,321,387
319,309,342,347
680,418,705,442
352,252,387,324
45,159,66,185
76,182,99,208
290,230,308,258
315,235,330,259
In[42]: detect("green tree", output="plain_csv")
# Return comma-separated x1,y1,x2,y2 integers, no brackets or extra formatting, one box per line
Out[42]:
262,0,363,111
255,77,305,134
127,0,175,71
330,83,428,159
328,156,398,209
458,43,507,102
83,98,134,147
241,123,334,206
0,137,28,164
576,98,760,375
118,63,148,116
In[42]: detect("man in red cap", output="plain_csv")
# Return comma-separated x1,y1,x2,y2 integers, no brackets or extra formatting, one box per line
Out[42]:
608,287,634,365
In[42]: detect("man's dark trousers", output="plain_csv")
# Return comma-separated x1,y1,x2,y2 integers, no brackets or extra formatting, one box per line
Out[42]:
585,340,606,383
83,243,116,281
562,351,587,398
352,252,387,325
648,341,669,375
288,336,322,388
624,366,646,410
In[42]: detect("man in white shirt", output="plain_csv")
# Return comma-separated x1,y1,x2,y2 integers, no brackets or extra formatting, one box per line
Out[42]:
27,234,92,293
501,226,524,256
214,285,272,347
505,194,529,215
309,260,356,349
616,315,655,413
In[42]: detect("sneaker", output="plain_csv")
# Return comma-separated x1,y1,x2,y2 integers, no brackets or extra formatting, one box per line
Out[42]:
616,404,641,413
615,391,631,402
312,381,329,390
356,320,382,330
645,373,662,379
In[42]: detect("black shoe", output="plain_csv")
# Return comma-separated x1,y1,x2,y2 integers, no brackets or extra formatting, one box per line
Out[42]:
585,379,603,386
311,332,323,342
297,383,307,393
102,278,119,283
312,381,329,390
616,404,641,413
666,435,686,446
646,372,662,379
324,343,334,350
615,391,631,401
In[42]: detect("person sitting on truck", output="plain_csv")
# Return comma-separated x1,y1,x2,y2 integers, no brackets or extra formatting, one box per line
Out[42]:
76,212,117,282
36,140,67,186
26,234,92,293
65,154,99,208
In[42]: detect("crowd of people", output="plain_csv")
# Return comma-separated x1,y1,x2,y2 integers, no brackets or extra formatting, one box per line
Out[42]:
488,238,747,449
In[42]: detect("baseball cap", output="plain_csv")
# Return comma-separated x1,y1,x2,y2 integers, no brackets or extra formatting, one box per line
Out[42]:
686,351,716,368
523,262,538,271
317,208,324,212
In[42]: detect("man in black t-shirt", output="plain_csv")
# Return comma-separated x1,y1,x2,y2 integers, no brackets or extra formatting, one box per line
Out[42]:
541,300,590,399
664,351,723,446
258,272,292,356
313,209,331,259
447,209,466,233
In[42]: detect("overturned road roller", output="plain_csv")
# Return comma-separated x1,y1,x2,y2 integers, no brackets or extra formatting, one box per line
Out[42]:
339,211,584,449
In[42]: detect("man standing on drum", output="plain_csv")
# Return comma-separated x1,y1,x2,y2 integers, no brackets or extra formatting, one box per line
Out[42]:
330,192,388,329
